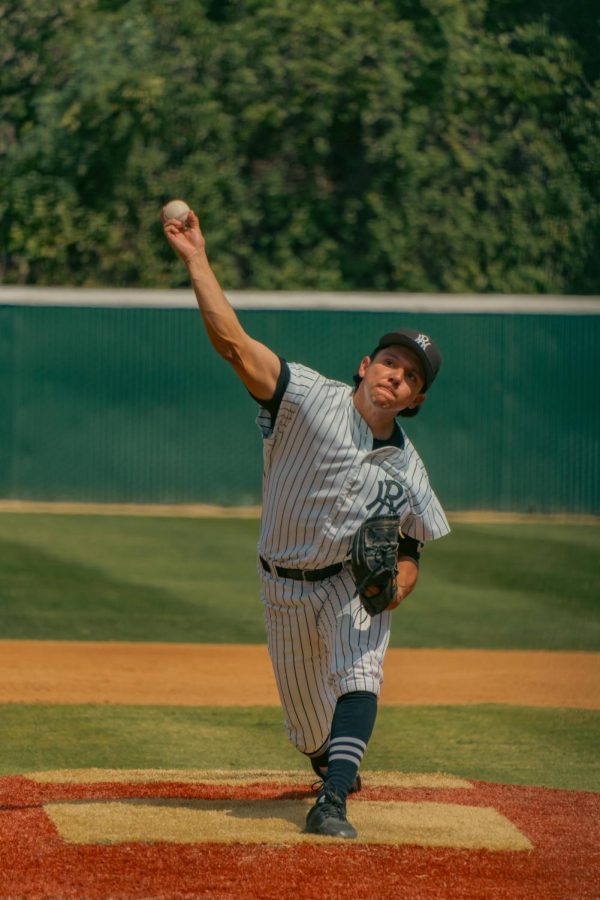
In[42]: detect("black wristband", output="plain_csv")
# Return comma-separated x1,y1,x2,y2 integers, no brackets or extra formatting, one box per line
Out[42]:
397,534,422,563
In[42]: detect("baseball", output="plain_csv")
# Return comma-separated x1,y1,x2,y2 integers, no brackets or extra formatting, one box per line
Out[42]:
162,199,190,224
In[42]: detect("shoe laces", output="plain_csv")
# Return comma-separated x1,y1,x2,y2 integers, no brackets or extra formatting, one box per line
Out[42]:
317,785,347,819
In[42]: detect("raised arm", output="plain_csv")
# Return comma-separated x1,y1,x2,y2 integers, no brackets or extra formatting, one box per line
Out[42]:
162,208,281,400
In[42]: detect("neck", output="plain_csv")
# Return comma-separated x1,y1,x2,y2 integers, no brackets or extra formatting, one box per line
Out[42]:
370,418,396,441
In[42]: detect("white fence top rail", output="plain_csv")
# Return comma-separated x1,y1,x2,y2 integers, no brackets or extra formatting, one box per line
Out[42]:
1,286,599,314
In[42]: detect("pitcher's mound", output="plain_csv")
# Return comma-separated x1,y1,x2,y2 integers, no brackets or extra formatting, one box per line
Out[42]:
1,769,597,899
28,767,524,850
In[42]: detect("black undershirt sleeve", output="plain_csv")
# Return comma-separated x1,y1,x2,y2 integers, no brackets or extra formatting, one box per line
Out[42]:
249,357,290,427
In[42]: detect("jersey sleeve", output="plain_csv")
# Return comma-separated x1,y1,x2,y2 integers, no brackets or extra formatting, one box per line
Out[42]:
396,433,451,543
255,362,322,440
401,492,450,542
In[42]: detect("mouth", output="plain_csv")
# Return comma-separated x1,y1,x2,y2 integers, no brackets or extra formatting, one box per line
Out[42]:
374,385,396,401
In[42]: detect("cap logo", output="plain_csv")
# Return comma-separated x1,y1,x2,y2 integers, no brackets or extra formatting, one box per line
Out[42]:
414,333,432,352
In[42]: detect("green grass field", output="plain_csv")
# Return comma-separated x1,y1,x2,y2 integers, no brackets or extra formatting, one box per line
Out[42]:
0,513,598,649
1,512,598,790
1,703,597,791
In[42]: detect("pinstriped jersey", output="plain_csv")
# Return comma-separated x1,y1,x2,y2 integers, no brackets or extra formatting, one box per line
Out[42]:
256,363,450,567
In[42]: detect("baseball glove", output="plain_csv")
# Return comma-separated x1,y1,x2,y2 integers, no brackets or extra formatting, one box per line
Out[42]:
350,515,401,616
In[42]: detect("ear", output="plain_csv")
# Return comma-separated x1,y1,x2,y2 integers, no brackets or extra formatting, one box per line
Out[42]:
357,355,372,377
409,393,426,411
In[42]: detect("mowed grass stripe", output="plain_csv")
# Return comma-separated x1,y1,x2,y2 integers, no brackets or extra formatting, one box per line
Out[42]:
1,703,598,792
0,514,598,650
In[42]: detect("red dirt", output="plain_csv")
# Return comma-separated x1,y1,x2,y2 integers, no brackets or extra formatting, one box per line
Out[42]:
1,775,598,899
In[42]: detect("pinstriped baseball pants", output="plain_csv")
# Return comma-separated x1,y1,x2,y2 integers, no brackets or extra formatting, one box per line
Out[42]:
259,563,392,755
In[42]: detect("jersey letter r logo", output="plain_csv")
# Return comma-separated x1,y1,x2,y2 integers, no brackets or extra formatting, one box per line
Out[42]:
366,479,405,515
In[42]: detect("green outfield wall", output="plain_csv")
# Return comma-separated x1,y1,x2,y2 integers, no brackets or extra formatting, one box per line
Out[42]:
1,290,599,513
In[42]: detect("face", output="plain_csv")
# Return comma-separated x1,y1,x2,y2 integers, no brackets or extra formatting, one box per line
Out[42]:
357,345,426,415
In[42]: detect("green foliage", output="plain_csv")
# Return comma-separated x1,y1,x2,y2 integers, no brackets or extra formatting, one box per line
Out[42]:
0,513,598,650
1,703,597,790
0,0,598,290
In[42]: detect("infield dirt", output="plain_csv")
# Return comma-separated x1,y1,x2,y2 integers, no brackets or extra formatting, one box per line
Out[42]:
0,640,598,708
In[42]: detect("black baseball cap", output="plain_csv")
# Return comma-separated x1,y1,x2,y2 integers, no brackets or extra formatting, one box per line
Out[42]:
371,328,442,392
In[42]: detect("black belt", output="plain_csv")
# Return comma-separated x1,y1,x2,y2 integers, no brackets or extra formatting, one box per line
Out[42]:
260,556,343,582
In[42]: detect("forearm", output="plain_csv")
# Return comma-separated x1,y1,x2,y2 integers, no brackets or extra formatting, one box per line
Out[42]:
163,207,280,396
397,558,419,598
186,253,247,362
389,558,419,610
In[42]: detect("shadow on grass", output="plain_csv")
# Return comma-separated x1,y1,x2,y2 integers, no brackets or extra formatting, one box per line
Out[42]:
0,538,182,641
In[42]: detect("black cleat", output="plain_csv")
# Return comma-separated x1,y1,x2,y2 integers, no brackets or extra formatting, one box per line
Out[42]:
305,787,357,839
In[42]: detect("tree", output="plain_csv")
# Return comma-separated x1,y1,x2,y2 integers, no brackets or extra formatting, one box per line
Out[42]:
1,0,597,292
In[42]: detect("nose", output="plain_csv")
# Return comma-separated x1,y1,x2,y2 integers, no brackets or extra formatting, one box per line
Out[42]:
390,367,404,384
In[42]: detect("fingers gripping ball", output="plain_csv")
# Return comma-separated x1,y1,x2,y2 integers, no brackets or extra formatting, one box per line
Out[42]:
351,515,401,616
162,199,191,225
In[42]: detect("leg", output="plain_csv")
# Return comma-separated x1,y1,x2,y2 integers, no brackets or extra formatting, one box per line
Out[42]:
307,742,329,780
307,727,363,794
324,573,391,795
261,574,337,755
326,689,377,795
306,569,391,837
317,568,392,702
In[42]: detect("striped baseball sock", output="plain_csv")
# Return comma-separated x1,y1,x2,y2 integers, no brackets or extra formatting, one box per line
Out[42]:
324,690,378,800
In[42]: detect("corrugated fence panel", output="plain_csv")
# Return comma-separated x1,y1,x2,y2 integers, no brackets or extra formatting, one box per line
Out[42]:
1,306,262,505
1,302,598,513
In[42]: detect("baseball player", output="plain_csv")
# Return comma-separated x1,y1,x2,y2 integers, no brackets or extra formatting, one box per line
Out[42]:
163,208,450,839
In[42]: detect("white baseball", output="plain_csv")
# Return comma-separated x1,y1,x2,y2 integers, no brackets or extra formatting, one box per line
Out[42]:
162,199,190,224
